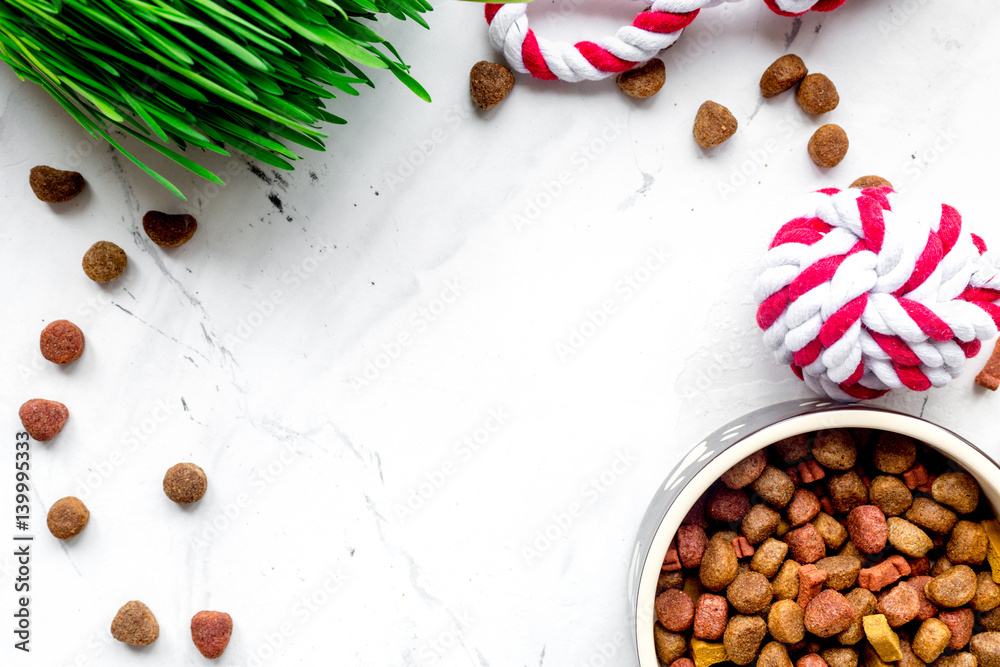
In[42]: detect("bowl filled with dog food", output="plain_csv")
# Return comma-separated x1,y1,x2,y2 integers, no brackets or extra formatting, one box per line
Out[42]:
629,399,1000,667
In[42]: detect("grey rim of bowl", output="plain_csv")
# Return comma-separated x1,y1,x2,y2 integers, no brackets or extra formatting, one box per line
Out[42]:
630,399,1000,667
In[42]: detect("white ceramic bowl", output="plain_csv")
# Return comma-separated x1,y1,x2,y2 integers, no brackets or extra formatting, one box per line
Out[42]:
628,398,1000,666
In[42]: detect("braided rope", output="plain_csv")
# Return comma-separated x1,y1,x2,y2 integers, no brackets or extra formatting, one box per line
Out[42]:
484,0,847,83
754,187,1000,402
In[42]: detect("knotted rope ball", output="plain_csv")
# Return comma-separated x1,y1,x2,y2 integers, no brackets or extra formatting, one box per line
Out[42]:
484,0,846,83
755,187,1000,401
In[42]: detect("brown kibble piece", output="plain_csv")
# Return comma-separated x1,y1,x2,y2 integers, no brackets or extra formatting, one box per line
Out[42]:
888,517,933,557
744,504,782,544
848,506,888,554
939,608,974,650
828,471,868,514
948,521,988,565
776,434,811,462
982,608,1000,631
19,398,69,441
797,73,839,114
799,460,827,484
664,544,683,571
684,493,710,528
191,610,233,659
678,524,708,569
970,632,1000,667
693,101,737,148
47,496,89,540
754,466,795,508
788,489,822,527
870,476,914,517
752,538,789,578
937,653,977,667
903,465,930,491
111,601,159,646
616,58,666,99
877,582,920,627
29,165,85,203
912,618,952,663
470,61,514,111
163,462,207,504
723,450,768,490
760,641,795,667
850,175,893,190
814,512,849,550
659,569,685,592
700,535,738,592
874,434,918,474
769,598,806,643
906,498,958,534
709,486,751,522
760,54,808,98
786,523,827,564
143,211,198,248
724,615,768,665
925,564,977,607
82,241,127,283
805,589,856,637
40,320,85,364
816,555,861,590
657,589,696,632
976,339,1000,390
822,648,858,667
931,557,954,578
808,124,849,169
813,430,857,470
932,473,980,515
838,588,877,645
773,559,801,600
732,535,755,558
837,588,877,646
974,570,1000,612
728,570,773,614
694,593,729,640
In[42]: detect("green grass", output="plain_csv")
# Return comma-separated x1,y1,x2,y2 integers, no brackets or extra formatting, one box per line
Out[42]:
0,0,432,198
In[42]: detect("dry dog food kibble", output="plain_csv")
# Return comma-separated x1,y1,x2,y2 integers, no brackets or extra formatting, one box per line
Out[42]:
808,124,849,168
191,610,233,659
29,165,85,203
19,398,69,441
760,54,808,98
617,58,666,99
143,211,198,248
652,429,1000,667
797,73,839,114
850,175,893,189
82,241,127,283
47,496,89,539
693,101,737,148
470,61,514,111
40,320,85,364
111,601,159,646
163,462,208,504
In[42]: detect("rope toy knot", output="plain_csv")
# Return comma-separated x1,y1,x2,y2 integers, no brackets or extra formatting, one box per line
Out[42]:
754,187,1000,401
484,0,847,83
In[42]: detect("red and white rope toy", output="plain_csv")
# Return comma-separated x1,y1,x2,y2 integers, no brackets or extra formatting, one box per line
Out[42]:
484,0,846,83
755,187,1000,401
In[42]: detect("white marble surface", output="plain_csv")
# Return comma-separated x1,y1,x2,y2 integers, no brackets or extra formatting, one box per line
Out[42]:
2,1,1000,665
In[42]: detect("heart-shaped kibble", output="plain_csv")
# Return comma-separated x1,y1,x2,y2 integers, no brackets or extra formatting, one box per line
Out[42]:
29,165,85,203
470,61,514,111
142,211,198,248
616,58,666,100
111,601,159,646
191,610,233,659
18,399,69,441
